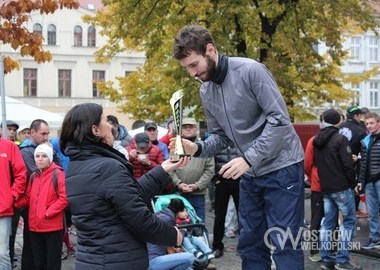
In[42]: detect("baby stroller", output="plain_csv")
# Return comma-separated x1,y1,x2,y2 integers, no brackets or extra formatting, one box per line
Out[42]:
152,194,212,270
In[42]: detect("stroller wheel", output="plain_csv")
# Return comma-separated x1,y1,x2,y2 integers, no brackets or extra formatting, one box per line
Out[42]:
192,255,209,270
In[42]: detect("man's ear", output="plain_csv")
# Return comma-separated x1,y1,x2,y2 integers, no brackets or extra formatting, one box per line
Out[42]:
206,43,216,55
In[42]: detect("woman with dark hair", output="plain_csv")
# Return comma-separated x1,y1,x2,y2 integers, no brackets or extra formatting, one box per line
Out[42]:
59,103,189,270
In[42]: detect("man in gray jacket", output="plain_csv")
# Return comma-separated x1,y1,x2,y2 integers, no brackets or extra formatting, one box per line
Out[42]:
173,25,304,270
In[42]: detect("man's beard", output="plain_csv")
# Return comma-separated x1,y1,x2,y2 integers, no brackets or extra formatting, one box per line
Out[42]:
200,55,217,81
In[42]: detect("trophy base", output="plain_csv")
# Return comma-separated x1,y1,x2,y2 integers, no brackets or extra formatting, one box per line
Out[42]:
170,153,191,162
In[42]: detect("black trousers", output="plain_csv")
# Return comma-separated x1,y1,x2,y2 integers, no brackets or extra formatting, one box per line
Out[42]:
20,208,35,270
29,230,63,270
212,180,240,250
309,191,324,255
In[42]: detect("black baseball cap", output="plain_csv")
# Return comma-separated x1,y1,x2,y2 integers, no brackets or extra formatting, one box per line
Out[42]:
346,106,362,115
135,132,150,148
144,122,157,130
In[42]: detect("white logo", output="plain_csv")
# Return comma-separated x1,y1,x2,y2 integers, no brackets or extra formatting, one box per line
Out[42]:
339,127,353,141
286,185,294,190
263,227,303,250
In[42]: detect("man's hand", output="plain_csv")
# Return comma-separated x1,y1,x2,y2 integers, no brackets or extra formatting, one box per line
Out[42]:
219,157,250,180
169,137,198,156
187,184,199,192
140,157,151,166
129,149,138,158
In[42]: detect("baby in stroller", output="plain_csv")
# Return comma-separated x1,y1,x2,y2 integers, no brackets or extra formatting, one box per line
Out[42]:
176,205,214,260
152,194,213,269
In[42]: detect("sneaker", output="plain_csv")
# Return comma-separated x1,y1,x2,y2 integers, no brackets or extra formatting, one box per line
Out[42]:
207,252,215,260
361,239,380,250
225,229,236,238
194,251,203,259
321,261,335,270
309,253,322,262
334,262,362,270
61,252,68,260
213,248,224,258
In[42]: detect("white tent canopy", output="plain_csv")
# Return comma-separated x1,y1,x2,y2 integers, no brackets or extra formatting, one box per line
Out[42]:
0,96,64,129
129,126,168,139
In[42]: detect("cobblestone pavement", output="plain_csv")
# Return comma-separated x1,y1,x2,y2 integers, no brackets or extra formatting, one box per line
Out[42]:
13,188,380,269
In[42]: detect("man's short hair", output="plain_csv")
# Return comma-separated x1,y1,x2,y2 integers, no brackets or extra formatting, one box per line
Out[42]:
173,25,215,60
107,115,119,126
365,112,380,122
30,119,48,131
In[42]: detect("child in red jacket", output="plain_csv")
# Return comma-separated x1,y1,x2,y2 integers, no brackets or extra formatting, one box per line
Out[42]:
15,143,68,270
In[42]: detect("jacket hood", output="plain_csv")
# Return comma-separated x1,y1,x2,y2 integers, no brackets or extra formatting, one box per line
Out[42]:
19,138,36,148
118,125,129,140
313,126,338,149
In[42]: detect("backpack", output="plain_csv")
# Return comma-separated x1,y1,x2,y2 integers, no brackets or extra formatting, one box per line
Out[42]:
29,168,59,196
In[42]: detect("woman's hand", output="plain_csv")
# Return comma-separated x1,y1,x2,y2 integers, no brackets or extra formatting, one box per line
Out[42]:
161,156,190,173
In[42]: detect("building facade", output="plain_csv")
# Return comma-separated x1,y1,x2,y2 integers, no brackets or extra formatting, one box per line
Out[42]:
1,0,145,131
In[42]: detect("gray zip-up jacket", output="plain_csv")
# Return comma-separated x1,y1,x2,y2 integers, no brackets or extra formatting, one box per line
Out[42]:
197,56,304,177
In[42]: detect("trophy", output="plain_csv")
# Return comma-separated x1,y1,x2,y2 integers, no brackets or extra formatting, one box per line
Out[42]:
169,89,188,161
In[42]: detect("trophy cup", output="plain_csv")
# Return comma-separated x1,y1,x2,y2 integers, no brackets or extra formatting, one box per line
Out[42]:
169,89,188,161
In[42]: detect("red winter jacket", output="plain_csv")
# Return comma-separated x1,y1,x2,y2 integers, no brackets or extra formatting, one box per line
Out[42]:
127,140,164,179
304,136,321,192
15,162,68,232
0,138,27,217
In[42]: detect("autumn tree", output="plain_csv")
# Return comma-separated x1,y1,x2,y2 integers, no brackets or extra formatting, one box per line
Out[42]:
0,0,79,73
87,0,379,122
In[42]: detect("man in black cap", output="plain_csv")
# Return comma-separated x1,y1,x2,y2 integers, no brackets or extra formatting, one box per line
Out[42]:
144,122,169,159
0,120,20,142
339,106,367,218
339,106,366,156
127,132,164,179
313,108,360,270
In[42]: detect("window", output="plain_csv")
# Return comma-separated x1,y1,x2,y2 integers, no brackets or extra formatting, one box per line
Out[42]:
47,24,56,45
92,70,105,97
125,71,132,77
33,23,42,35
369,36,378,62
58,69,71,97
370,81,379,108
74,26,82,46
350,83,360,106
23,68,37,96
349,37,361,61
87,26,96,47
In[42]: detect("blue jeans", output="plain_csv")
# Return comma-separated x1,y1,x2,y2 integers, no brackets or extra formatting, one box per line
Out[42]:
364,181,380,241
149,252,195,270
320,188,356,264
238,162,305,270
181,194,205,222
0,216,12,270
182,236,212,254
